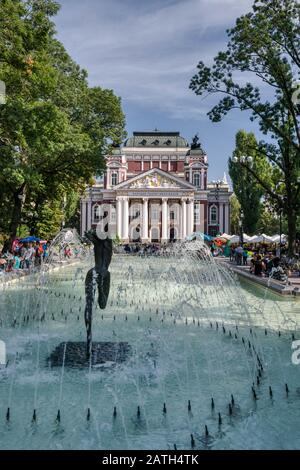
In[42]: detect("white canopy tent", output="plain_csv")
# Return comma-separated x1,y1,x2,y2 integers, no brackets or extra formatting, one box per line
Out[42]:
226,233,287,244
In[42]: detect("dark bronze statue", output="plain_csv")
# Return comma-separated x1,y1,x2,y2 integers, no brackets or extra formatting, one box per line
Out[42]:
191,134,204,153
84,230,113,358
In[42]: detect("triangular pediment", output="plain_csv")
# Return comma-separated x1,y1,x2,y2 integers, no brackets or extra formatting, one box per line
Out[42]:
114,168,195,190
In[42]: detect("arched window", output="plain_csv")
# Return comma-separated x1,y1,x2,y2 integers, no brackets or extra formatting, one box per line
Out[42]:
111,173,118,186
210,205,218,225
193,173,200,187
93,205,101,222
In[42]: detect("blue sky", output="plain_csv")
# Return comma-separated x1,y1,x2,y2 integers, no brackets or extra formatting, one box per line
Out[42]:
54,0,257,180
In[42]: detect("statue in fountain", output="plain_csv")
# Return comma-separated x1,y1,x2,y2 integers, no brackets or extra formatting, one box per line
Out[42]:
84,230,113,358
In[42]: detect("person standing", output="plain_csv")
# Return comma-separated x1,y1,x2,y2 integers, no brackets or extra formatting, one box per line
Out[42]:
242,248,248,266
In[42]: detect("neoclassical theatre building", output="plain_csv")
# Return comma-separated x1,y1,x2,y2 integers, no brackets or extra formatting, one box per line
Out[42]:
80,130,232,242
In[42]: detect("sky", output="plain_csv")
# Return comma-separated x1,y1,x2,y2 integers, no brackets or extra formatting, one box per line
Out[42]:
54,0,258,180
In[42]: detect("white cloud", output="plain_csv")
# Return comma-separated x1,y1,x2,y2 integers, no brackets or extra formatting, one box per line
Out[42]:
55,0,254,119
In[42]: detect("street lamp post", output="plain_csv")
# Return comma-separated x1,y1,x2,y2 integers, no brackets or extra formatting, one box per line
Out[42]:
239,209,244,247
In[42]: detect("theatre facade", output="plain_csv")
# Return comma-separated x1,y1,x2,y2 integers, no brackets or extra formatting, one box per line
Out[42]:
80,131,232,242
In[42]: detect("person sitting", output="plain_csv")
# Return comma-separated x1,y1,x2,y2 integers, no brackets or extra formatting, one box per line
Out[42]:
270,257,287,282
254,255,264,276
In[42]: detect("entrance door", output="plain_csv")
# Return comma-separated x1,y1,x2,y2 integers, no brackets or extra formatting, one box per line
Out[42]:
169,227,177,242
151,227,159,242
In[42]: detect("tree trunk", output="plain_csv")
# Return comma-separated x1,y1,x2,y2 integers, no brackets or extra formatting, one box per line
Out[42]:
287,207,296,257
9,193,23,241
6,184,26,249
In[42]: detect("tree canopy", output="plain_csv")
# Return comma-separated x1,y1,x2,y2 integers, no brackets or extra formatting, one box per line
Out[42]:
0,0,126,245
229,130,269,234
190,0,300,254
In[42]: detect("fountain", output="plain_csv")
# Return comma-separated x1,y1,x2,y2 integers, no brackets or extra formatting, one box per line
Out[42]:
0,228,300,450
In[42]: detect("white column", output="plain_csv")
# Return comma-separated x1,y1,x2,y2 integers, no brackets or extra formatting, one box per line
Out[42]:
200,169,205,189
168,160,171,171
87,200,92,230
224,204,229,234
142,198,149,241
123,197,129,241
199,203,205,232
219,203,224,234
189,167,192,183
141,160,144,172
106,169,110,189
116,197,122,238
181,198,187,239
161,198,168,242
81,200,86,236
187,199,194,236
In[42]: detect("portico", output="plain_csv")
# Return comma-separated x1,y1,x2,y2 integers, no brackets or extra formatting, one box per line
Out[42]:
115,191,195,243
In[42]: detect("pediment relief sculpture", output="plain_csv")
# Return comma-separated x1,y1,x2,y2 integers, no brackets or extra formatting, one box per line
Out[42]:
129,173,180,189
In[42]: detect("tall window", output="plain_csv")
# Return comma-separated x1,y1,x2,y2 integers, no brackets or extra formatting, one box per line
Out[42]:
151,205,159,220
210,205,218,225
93,205,101,222
110,206,116,223
194,203,200,224
193,173,200,187
111,173,118,186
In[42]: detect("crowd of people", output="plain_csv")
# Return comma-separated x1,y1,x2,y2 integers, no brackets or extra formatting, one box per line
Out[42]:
0,241,50,275
0,239,83,278
228,244,300,281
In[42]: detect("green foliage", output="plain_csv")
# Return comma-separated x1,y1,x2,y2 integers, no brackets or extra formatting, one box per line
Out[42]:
190,0,300,253
113,234,122,246
257,206,281,235
229,194,241,235
0,0,126,245
229,131,270,234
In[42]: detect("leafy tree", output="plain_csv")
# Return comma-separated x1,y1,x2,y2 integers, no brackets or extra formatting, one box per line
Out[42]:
229,130,269,234
0,0,126,247
257,204,282,235
190,0,300,255
229,194,241,235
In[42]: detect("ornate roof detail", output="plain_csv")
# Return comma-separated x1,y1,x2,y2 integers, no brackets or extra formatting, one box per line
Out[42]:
124,131,189,148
